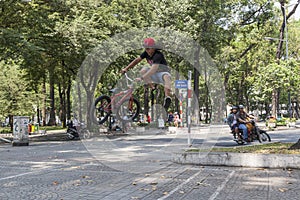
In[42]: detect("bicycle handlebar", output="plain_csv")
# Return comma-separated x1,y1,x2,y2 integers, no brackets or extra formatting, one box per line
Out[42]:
124,72,134,82
123,72,135,88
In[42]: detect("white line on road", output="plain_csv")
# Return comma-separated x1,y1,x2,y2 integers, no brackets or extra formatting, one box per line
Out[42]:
208,170,235,200
157,170,202,200
0,171,40,181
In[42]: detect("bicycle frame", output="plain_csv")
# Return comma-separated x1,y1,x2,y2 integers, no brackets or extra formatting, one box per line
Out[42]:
102,73,135,113
111,87,135,110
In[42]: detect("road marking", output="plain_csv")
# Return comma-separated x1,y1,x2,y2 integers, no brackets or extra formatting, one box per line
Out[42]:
0,160,125,182
208,170,235,200
157,170,202,200
0,171,39,181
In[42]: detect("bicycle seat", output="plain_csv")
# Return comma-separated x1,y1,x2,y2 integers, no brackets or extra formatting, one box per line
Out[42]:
109,88,119,93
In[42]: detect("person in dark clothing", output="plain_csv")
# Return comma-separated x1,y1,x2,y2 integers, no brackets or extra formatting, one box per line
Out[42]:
236,105,254,143
227,106,239,136
122,38,172,112
167,112,174,125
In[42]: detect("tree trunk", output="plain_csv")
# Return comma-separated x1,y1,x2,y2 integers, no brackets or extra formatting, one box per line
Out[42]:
47,75,56,126
289,139,300,150
193,49,200,124
273,1,300,118
204,64,210,123
151,87,155,121
144,85,149,115
271,89,277,117
175,63,179,113
265,102,270,118
58,83,66,128
66,79,71,121
9,114,13,132
295,100,299,119
48,68,56,126
155,85,161,121
77,81,82,122
42,77,47,126
204,82,210,124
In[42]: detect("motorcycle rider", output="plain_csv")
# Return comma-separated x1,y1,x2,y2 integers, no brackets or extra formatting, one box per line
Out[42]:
227,106,239,140
236,105,254,143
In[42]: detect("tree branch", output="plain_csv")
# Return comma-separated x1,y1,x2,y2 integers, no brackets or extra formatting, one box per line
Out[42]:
239,2,269,26
287,0,300,20
239,43,256,59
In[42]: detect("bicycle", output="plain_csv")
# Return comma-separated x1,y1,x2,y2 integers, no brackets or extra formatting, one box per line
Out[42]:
91,73,141,125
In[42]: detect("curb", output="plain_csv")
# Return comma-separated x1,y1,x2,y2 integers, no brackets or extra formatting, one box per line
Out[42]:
172,152,300,169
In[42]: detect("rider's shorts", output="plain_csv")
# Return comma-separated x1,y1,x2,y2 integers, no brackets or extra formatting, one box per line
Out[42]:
142,66,171,84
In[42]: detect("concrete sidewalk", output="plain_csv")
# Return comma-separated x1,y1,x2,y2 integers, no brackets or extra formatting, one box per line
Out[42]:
171,125,300,169
172,151,300,169
2,126,300,170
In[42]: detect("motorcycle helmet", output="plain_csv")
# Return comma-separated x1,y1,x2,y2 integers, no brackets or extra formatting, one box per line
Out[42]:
239,105,244,109
231,106,238,110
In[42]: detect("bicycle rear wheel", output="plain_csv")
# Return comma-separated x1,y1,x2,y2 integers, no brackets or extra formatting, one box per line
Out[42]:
116,98,140,122
92,95,111,124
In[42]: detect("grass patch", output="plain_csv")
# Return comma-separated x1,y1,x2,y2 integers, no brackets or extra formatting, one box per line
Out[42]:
0,125,65,134
0,127,11,134
39,126,65,131
187,142,300,154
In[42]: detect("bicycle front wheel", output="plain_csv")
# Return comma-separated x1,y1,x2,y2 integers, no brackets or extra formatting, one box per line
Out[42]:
116,98,140,122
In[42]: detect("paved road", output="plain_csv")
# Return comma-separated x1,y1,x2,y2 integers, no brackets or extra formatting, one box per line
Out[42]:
0,127,300,200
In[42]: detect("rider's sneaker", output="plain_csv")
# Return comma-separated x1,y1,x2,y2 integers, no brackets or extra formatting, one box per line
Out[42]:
163,96,171,111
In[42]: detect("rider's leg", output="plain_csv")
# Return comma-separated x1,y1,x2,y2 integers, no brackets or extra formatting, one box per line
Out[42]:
234,126,241,140
239,124,248,141
148,72,172,111
140,67,155,89
163,74,172,97
162,74,172,111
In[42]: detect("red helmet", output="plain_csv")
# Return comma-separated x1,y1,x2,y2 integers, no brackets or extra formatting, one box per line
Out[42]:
143,38,156,48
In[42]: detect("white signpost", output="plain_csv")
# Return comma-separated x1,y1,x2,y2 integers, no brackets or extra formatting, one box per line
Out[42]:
12,116,29,146
175,73,192,147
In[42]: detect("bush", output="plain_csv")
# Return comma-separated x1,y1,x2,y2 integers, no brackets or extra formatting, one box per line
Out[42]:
0,127,11,134
276,117,287,126
136,122,149,127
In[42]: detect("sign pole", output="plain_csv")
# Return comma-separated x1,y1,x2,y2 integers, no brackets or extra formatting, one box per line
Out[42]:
179,95,183,128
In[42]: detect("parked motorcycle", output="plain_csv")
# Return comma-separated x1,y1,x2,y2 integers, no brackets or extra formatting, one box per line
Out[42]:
232,119,271,145
66,120,79,140
66,120,91,140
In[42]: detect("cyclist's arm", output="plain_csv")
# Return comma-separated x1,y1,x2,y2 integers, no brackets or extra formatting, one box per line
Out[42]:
141,64,158,79
245,112,255,120
123,57,142,72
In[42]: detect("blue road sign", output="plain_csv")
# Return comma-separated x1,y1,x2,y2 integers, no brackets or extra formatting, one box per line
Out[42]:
175,80,188,89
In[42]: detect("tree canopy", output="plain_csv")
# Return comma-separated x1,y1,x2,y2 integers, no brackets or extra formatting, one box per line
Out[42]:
0,0,299,125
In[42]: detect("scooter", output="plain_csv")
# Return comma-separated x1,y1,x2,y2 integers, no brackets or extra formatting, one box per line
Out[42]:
232,119,271,145
66,120,79,140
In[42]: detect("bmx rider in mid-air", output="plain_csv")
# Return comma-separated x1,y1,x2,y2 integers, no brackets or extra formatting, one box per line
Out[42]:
121,37,172,113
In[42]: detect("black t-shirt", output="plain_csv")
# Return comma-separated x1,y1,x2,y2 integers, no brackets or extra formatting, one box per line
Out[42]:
140,50,169,72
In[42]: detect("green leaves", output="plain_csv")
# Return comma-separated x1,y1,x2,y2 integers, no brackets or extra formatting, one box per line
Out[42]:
0,60,36,118
0,0,299,120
